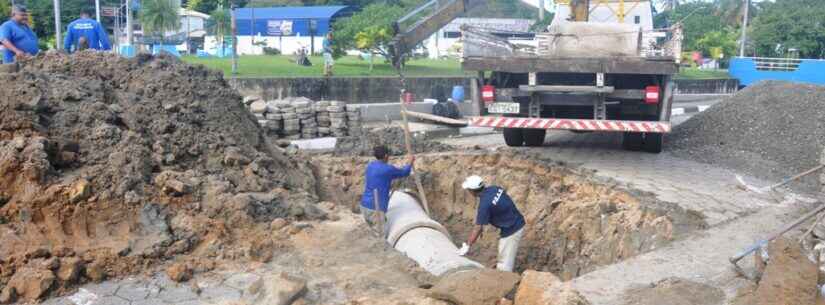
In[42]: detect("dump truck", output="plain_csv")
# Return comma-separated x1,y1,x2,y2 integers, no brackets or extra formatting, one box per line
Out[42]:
390,0,682,153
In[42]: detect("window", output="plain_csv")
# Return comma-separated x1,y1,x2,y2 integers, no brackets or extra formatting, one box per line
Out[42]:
634,16,641,24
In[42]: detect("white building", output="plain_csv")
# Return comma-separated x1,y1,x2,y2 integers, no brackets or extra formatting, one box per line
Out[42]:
424,18,535,59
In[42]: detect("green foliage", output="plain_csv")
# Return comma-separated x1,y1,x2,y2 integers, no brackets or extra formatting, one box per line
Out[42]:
654,1,726,52
262,46,281,55
140,0,182,39
749,0,825,58
0,1,9,21
208,7,231,47
713,0,755,27
466,0,538,19
189,0,246,14
696,28,738,61
333,3,406,58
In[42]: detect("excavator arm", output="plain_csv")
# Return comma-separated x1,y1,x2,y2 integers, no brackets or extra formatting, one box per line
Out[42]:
389,0,484,68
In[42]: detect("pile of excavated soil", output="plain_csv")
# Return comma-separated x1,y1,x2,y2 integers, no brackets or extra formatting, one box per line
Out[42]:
333,126,455,157
730,237,818,305
313,153,706,279
0,51,324,303
669,81,825,191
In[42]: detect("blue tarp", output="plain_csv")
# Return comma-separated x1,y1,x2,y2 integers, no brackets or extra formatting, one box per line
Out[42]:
234,6,352,36
730,57,825,87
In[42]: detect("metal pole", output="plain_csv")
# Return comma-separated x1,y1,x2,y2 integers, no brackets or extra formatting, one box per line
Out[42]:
126,0,133,45
53,0,61,50
739,0,749,57
231,3,238,75
538,0,545,21
95,0,101,22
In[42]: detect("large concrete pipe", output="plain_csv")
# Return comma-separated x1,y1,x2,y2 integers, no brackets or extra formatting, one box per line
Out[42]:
386,191,483,276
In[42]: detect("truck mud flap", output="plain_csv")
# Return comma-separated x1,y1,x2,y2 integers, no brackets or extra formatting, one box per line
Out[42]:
469,116,671,133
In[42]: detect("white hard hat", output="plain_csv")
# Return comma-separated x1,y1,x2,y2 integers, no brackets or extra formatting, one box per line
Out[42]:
461,175,485,190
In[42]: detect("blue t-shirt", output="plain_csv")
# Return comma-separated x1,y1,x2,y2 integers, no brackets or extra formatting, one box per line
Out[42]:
0,20,39,63
360,160,412,212
64,18,111,52
476,186,525,238
322,37,332,53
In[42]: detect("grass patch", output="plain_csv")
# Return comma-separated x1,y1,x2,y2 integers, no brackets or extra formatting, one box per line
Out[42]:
676,68,731,79
182,55,469,77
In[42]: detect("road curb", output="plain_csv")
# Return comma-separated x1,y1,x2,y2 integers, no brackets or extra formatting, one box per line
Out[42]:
672,105,712,116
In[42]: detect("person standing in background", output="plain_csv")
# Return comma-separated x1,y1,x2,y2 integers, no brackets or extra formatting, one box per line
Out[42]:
322,32,334,77
64,7,111,52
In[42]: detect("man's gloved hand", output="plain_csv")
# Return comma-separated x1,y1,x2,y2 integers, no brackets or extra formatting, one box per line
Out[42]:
457,242,469,256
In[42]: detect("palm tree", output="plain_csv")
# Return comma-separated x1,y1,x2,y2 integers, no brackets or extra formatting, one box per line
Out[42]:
714,0,755,27
209,6,231,50
140,0,182,45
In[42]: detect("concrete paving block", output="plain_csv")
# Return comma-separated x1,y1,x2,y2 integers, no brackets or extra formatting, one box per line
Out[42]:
94,296,131,305
83,282,121,297
223,273,261,290
131,298,165,305
116,281,152,301
199,284,243,302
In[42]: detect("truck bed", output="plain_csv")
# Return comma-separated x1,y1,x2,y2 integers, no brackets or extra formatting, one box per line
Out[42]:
462,56,679,75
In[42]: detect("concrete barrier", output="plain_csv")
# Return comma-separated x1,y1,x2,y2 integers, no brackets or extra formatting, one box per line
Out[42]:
673,79,739,95
230,77,471,104
230,77,738,104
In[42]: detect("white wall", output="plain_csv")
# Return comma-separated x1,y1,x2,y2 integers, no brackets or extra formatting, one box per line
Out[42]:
204,35,325,55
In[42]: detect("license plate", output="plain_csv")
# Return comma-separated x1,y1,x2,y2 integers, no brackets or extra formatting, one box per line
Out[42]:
488,102,520,114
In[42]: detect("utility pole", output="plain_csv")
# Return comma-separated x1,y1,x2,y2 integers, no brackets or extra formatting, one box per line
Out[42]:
53,0,61,50
538,0,545,21
126,0,133,45
231,2,238,75
739,0,750,57
95,0,101,22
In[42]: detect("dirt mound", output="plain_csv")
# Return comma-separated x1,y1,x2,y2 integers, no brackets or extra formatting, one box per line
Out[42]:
333,126,455,156
0,51,322,302
669,81,825,191
314,153,706,279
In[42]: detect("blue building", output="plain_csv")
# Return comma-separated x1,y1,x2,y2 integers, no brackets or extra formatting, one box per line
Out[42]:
206,5,355,56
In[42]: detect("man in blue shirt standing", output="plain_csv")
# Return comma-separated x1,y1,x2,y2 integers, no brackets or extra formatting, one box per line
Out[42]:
361,145,415,232
458,175,526,272
0,5,39,63
322,32,334,77
64,8,111,52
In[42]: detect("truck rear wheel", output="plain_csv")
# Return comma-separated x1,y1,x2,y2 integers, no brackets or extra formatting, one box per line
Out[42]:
523,129,546,147
622,132,643,151
503,129,525,147
643,133,663,153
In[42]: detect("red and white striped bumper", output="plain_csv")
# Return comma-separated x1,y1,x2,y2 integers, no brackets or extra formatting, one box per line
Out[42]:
469,116,672,133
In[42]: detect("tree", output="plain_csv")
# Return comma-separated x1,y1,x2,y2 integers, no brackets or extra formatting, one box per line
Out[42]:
333,3,406,67
654,1,726,52
140,0,182,43
749,0,825,58
713,0,755,27
208,6,231,49
696,28,738,63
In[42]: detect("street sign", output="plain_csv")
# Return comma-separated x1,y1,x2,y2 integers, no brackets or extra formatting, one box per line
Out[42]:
101,6,117,17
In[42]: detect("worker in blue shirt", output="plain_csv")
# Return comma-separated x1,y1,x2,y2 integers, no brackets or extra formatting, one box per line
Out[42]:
0,5,39,63
360,145,415,232
64,8,111,52
322,32,334,76
458,175,526,272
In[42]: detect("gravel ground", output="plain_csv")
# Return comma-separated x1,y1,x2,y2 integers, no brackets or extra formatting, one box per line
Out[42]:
669,81,825,191
333,126,455,156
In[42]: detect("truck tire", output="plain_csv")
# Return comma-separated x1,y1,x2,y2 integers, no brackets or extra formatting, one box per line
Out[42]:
523,129,546,147
622,132,643,151
503,129,525,147
643,133,663,153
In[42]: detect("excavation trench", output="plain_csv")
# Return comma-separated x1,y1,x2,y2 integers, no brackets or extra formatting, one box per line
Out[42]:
314,152,707,279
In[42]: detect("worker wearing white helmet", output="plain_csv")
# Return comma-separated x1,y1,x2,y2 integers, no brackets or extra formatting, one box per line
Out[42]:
457,175,525,272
